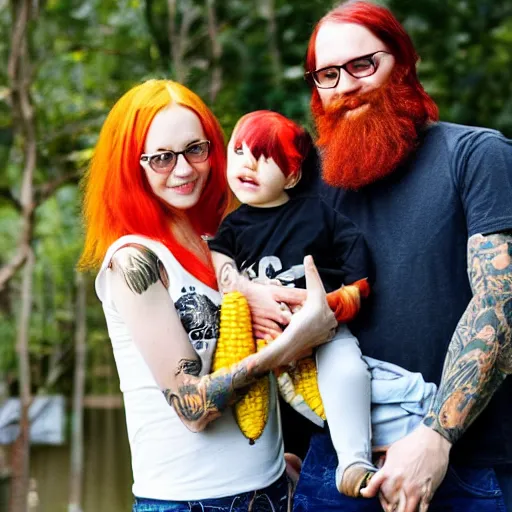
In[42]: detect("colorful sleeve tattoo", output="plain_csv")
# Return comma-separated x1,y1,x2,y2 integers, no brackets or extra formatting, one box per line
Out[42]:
163,357,267,431
423,232,512,443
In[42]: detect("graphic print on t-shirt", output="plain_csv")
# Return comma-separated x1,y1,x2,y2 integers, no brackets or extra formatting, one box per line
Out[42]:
243,256,304,288
174,286,220,360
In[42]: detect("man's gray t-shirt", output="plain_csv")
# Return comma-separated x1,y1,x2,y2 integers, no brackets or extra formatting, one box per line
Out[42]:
318,122,512,466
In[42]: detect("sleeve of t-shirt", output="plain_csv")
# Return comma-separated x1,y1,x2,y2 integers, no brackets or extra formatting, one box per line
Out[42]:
330,208,373,285
207,215,238,260
454,130,512,237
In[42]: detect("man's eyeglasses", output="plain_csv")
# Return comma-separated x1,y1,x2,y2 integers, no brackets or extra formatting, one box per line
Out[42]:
305,51,391,89
140,140,210,174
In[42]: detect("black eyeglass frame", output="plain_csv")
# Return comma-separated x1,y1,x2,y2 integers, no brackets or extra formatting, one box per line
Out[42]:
140,140,211,174
304,50,391,89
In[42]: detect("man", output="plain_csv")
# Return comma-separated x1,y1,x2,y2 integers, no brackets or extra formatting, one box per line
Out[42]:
293,1,512,511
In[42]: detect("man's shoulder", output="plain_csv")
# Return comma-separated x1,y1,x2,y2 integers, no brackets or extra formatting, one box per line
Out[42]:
425,121,508,151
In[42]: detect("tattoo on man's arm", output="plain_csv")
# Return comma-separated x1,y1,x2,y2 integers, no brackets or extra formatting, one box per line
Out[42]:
110,244,169,293
423,232,512,443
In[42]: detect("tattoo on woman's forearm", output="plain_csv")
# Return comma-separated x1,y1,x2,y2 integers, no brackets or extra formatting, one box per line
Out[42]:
162,355,268,430
175,358,202,376
423,232,512,443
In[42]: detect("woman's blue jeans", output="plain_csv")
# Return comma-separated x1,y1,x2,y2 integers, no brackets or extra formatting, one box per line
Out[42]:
293,432,508,512
132,472,291,512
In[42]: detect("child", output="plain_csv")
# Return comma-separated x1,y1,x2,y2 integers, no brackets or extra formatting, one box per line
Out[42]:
208,110,377,497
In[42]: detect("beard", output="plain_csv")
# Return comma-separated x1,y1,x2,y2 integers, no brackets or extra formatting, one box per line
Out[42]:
312,78,429,190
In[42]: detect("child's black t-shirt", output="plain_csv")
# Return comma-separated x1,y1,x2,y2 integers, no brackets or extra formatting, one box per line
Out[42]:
208,195,372,293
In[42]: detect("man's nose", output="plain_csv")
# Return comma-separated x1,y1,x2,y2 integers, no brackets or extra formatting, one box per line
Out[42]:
334,70,362,96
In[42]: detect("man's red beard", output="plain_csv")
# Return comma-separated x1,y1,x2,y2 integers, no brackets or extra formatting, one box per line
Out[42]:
312,78,429,190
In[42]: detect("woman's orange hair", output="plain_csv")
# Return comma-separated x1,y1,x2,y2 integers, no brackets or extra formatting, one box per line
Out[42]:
79,80,231,289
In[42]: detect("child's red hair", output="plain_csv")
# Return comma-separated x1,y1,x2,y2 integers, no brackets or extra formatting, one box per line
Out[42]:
232,110,312,177
79,80,230,289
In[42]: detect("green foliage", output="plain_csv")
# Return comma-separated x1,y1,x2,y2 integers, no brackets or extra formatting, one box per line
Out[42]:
1,0,511,395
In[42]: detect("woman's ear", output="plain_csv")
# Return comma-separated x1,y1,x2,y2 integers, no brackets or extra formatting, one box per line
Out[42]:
284,169,302,190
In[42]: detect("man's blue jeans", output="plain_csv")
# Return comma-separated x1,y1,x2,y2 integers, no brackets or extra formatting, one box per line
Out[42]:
132,471,291,512
293,432,508,512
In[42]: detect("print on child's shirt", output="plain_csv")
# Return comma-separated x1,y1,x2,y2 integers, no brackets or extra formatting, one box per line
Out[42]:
243,256,305,288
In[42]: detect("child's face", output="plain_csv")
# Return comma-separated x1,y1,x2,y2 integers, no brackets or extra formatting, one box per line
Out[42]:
227,138,296,208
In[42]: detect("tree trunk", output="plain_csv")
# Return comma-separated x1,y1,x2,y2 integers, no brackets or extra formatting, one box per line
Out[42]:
0,0,36,292
9,249,34,512
68,272,87,512
261,0,282,86
206,0,222,104
6,1,37,510
167,0,185,83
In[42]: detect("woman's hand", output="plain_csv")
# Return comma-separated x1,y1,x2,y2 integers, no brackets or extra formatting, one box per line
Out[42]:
268,256,337,366
211,251,306,339
241,278,307,340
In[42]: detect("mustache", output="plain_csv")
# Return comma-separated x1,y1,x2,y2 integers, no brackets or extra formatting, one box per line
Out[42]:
321,86,396,122
324,90,378,114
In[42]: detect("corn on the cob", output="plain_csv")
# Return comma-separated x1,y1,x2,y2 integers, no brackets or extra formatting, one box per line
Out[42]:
213,290,329,441
213,292,269,444
289,357,326,420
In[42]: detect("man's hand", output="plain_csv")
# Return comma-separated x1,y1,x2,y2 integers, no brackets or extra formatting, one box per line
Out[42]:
361,424,451,512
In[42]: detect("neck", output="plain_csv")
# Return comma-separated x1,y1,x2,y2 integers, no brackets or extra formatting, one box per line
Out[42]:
172,217,210,266
247,193,290,209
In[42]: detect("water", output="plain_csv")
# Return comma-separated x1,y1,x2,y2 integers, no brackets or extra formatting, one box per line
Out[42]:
29,408,132,512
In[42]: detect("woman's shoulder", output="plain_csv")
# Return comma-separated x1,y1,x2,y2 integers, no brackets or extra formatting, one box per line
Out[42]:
101,235,168,267
95,235,178,303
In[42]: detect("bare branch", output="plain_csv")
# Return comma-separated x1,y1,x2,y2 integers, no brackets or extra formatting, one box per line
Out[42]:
34,169,82,204
0,248,29,292
0,187,21,210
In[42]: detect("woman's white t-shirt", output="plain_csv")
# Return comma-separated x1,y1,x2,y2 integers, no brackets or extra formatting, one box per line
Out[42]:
95,235,284,501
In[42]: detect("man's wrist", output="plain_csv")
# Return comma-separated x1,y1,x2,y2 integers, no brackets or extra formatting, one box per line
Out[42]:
422,415,455,450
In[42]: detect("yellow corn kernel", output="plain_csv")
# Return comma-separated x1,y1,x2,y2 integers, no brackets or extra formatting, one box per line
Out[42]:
291,357,326,420
213,292,269,444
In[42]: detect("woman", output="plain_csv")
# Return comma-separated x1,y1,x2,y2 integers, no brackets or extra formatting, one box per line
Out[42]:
79,79,336,511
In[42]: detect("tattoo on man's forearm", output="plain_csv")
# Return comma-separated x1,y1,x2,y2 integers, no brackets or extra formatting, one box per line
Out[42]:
423,232,512,443
218,260,239,293
110,243,169,293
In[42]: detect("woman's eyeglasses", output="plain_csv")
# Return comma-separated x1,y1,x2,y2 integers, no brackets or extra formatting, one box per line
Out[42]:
140,140,210,174
305,51,390,89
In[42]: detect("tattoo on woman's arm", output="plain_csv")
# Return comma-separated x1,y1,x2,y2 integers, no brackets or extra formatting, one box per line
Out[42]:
110,244,169,293
162,356,268,431
175,358,202,376
423,232,512,443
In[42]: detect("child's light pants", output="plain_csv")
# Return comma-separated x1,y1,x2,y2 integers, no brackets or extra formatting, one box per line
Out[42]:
316,325,437,488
